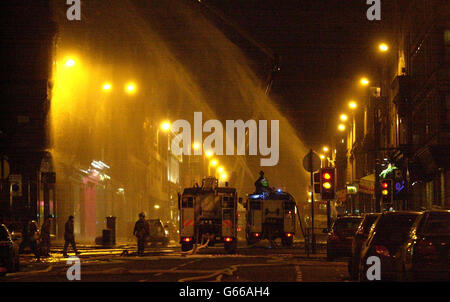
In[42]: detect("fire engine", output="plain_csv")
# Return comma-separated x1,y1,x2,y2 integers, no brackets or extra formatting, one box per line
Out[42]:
178,177,238,253
244,189,296,246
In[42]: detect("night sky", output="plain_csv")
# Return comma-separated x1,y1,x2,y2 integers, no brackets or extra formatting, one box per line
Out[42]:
208,0,387,149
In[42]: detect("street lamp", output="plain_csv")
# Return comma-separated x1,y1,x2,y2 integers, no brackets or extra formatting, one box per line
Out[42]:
154,204,160,209
323,146,329,152
125,82,136,94
340,114,348,122
338,124,346,131
102,82,112,91
378,43,389,52
218,166,224,173
160,121,171,132
193,142,200,151
360,78,370,86
348,101,357,109
205,150,213,158
210,159,218,167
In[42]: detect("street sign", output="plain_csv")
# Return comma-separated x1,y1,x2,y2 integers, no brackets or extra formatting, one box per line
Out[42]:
346,185,358,195
9,174,22,197
302,150,321,173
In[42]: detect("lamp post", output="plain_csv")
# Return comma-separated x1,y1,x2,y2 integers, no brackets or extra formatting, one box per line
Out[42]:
374,42,389,212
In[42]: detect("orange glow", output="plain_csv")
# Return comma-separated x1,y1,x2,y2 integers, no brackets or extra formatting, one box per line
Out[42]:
379,43,389,52
360,78,370,86
125,82,136,94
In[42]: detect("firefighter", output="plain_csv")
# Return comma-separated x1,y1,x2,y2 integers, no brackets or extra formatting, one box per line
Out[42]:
19,220,40,261
254,170,269,194
63,215,80,257
40,215,53,257
133,212,149,256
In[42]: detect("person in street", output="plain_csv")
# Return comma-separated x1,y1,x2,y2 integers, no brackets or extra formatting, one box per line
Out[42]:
133,212,150,256
40,215,53,257
19,219,40,261
63,215,80,257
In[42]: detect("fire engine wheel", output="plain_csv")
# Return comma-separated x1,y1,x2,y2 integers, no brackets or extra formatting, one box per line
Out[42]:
181,243,193,252
282,237,293,247
224,241,237,254
246,233,257,245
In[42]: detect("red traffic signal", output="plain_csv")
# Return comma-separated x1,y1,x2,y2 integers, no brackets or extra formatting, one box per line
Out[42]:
320,168,335,200
380,179,393,203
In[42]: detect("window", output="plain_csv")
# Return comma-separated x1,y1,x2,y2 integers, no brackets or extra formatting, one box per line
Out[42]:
182,197,193,208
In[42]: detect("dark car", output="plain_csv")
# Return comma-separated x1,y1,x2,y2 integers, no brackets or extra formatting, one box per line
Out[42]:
327,216,363,261
399,210,450,281
0,224,20,274
359,211,421,281
147,219,169,247
348,213,380,280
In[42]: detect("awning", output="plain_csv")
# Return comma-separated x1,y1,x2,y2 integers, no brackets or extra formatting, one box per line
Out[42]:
359,174,374,195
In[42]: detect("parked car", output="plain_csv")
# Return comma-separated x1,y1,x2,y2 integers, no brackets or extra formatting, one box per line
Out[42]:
147,219,169,247
359,211,421,281
399,210,450,281
327,216,363,261
348,213,380,280
0,224,20,274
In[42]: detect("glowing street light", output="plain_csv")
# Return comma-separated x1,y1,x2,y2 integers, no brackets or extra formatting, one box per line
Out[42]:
348,101,357,109
338,124,346,131
65,58,76,67
154,204,160,209
193,142,200,150
102,82,112,91
220,173,227,180
340,114,348,122
323,146,329,152
125,82,136,94
210,159,218,167
218,166,224,173
320,154,325,159
205,150,213,158
160,121,171,132
378,43,389,52
360,78,370,86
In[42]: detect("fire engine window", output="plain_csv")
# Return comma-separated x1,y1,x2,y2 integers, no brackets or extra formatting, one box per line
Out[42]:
182,197,193,208
284,202,295,210
222,196,234,208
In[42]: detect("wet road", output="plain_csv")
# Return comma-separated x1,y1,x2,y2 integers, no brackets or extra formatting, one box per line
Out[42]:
2,241,349,282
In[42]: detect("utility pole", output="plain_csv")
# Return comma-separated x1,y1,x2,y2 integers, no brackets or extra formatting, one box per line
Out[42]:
309,150,316,254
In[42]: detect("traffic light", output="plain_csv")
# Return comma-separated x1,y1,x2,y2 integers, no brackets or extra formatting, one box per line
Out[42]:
380,179,393,204
320,168,335,200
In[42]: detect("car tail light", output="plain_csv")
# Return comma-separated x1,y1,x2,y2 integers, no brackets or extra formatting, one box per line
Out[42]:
253,233,260,237
224,237,233,242
375,245,390,257
183,237,192,242
416,239,436,256
285,233,293,237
